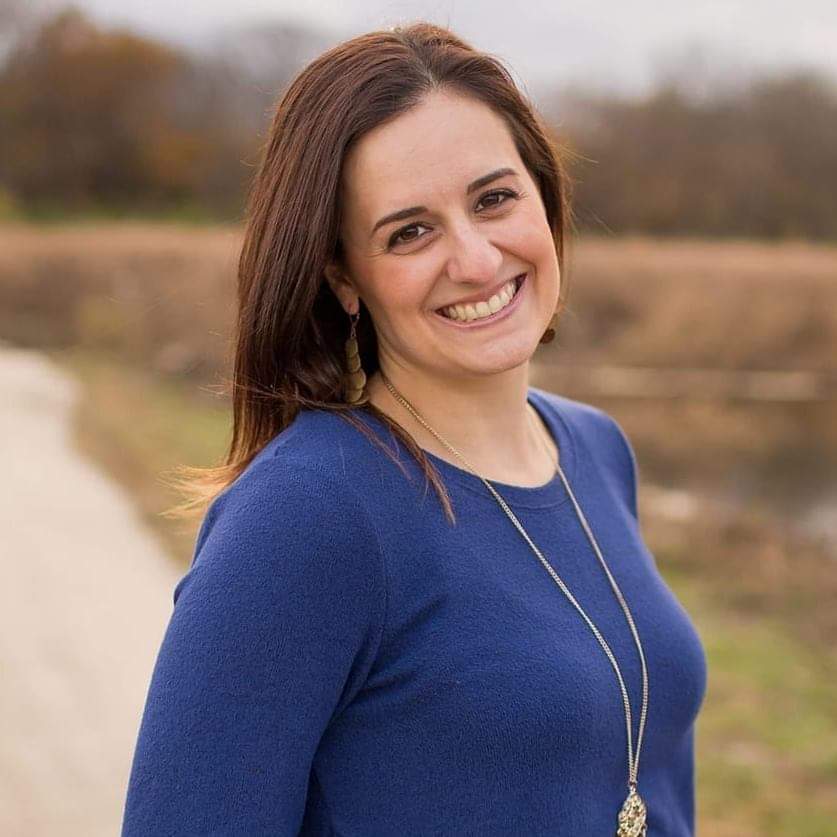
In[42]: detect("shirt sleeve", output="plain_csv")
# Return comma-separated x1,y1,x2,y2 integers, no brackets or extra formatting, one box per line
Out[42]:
608,414,640,523
588,406,641,524
121,455,387,836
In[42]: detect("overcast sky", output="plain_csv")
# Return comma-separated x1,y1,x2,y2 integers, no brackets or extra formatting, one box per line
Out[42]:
57,0,837,95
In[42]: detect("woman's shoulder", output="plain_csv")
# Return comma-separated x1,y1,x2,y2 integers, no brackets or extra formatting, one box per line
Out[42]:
529,386,640,518
190,412,384,573
530,385,634,452
260,405,388,477
218,407,376,500
531,384,615,429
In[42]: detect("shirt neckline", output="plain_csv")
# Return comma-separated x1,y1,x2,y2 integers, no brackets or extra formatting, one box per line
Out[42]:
357,386,579,510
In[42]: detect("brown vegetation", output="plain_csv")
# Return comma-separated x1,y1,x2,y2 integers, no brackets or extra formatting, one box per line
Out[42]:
2,222,835,509
557,73,837,239
2,224,834,380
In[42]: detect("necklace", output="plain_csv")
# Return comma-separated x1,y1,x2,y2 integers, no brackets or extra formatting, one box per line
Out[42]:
378,373,650,837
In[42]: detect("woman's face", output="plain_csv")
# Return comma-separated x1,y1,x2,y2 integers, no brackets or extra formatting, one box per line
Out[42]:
326,89,561,383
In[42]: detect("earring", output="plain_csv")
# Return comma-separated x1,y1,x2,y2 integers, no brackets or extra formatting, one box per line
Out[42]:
343,307,367,404
539,308,560,345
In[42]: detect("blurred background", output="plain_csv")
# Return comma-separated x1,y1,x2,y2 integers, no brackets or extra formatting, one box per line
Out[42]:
1,1,835,834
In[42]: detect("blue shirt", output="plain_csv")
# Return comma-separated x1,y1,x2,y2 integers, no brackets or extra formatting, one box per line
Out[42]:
122,386,708,836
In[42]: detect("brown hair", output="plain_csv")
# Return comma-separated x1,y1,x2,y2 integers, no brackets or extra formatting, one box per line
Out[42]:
163,20,575,525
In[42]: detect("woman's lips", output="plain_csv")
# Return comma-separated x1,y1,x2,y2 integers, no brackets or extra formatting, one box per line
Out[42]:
433,273,527,327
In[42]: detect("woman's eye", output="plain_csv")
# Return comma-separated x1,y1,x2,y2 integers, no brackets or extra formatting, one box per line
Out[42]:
477,188,518,210
387,189,519,249
388,223,431,248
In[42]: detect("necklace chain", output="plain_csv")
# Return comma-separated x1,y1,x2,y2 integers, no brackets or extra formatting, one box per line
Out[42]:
378,374,649,806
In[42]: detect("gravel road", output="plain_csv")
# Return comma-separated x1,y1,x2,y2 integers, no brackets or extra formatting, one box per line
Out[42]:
0,344,179,836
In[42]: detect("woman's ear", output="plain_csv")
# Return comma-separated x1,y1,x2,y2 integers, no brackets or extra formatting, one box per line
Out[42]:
324,261,360,315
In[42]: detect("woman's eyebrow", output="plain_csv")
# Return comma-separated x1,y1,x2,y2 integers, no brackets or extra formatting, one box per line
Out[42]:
369,166,518,238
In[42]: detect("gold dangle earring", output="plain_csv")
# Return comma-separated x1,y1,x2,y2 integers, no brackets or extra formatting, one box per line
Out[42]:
343,307,367,404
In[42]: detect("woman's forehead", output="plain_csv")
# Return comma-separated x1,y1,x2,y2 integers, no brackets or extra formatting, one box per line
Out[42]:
340,93,521,219
346,92,514,179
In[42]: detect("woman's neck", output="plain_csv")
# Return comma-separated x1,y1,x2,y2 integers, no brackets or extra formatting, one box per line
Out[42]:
365,367,558,487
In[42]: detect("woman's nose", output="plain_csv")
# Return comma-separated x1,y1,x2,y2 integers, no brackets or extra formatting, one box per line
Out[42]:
445,222,503,285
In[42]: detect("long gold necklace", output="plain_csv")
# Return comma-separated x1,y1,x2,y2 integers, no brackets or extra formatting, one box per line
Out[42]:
379,373,650,836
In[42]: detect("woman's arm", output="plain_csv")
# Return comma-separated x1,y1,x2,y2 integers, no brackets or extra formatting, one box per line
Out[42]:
121,455,387,836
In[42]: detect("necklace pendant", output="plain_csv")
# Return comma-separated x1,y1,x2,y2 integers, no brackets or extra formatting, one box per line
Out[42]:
616,784,647,836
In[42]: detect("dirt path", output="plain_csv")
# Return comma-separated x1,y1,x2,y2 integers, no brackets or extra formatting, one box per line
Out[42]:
0,344,180,837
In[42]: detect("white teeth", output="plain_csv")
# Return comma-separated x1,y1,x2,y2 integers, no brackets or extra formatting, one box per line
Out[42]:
440,276,521,322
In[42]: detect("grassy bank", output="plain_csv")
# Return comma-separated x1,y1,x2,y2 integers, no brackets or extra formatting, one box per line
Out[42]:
49,346,230,563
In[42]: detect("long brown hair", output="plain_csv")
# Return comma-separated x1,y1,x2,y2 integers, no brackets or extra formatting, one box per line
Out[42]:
163,20,575,525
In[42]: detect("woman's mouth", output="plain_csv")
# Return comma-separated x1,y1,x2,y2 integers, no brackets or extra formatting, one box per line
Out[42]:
433,273,526,327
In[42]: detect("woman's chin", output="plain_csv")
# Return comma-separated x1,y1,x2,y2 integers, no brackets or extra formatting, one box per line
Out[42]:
438,336,538,376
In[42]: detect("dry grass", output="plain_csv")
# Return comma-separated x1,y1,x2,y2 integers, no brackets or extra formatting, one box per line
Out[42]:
0,222,241,382
559,235,837,370
49,345,230,563
2,225,836,382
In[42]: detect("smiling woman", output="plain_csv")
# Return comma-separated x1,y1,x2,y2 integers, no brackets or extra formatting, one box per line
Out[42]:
121,20,707,837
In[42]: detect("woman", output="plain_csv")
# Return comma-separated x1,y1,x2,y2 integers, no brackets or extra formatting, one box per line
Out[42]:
122,21,707,836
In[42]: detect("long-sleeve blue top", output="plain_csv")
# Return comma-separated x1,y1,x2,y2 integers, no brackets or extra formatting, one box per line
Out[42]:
122,386,708,836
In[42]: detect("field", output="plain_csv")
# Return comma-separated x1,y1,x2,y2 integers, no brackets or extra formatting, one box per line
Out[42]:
2,222,836,834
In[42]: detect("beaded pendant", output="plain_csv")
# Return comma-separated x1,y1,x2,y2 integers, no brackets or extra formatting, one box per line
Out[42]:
616,784,647,836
